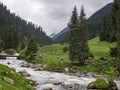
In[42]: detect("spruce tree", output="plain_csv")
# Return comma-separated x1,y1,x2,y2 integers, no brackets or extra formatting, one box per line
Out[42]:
109,0,120,73
69,6,89,65
77,6,89,65
116,32,120,72
110,0,119,42
69,6,79,63
26,35,38,60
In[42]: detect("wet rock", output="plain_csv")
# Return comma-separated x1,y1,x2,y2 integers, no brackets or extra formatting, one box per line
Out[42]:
43,87,53,90
87,82,97,89
30,64,42,68
11,68,16,72
64,67,69,72
42,64,46,69
3,77,14,85
53,82,62,85
7,62,10,65
29,81,36,86
19,70,30,77
34,67,44,71
20,63,30,68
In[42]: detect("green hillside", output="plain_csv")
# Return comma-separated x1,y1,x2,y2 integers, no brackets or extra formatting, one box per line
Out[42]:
89,37,116,60
34,37,117,75
0,64,35,90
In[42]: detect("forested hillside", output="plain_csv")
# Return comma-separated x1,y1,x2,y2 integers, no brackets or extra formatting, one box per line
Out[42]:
0,2,51,51
52,3,112,44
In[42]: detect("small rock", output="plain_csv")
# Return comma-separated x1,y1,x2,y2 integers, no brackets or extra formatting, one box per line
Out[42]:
87,82,96,89
21,63,30,68
7,62,10,65
34,67,44,71
43,87,53,90
53,82,62,85
42,64,46,68
64,67,69,72
19,70,30,77
29,81,36,86
3,77,14,85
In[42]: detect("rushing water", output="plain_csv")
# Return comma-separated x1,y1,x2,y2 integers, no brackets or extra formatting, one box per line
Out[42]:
0,59,120,90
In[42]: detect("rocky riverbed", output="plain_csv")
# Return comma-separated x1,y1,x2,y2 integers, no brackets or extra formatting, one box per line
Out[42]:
0,59,120,90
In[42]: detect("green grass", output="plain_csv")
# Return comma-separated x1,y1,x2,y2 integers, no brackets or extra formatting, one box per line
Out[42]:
34,37,117,75
0,64,35,90
89,37,116,60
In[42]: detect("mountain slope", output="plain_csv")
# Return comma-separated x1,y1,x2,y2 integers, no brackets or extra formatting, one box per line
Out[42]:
52,3,112,44
52,27,69,43
88,3,112,21
0,3,51,46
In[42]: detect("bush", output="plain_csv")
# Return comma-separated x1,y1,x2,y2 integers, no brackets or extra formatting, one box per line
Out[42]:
46,61,64,72
110,47,117,57
108,77,118,90
4,49,16,54
94,78,108,89
63,46,69,52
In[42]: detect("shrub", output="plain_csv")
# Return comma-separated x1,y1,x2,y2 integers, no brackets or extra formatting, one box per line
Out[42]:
110,47,117,57
108,77,117,89
4,49,16,54
63,46,69,52
46,61,64,72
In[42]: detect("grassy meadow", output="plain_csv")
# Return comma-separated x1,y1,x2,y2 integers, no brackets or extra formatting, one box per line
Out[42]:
34,37,118,75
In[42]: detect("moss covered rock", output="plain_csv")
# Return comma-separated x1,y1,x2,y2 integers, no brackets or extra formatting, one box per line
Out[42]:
87,77,118,90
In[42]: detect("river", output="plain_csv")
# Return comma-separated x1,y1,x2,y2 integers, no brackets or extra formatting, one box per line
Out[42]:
0,59,120,90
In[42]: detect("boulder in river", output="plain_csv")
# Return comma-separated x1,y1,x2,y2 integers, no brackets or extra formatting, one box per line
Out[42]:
20,63,30,68
19,70,30,77
43,87,53,90
87,77,118,90
34,67,44,71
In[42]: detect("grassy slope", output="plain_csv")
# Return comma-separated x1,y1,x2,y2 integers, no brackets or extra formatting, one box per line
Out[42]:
0,64,35,90
89,37,116,60
35,37,117,75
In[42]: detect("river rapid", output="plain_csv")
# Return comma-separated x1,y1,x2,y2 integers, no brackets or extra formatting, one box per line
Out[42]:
0,59,120,90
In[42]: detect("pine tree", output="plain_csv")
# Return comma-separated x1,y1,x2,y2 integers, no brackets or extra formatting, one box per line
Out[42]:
116,32,120,72
26,35,38,60
69,6,89,65
109,0,120,73
110,0,119,42
77,6,89,65
68,6,79,28
69,6,79,63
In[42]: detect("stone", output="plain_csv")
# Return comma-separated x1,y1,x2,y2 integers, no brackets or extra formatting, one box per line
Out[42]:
20,63,30,68
7,62,10,65
42,64,46,68
34,67,44,71
64,67,69,72
53,82,62,85
19,70,30,77
3,77,14,85
43,87,53,90
29,81,36,86
87,82,97,89
31,64,42,68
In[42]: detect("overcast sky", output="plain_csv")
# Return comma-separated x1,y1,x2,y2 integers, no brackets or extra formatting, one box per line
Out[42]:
0,0,113,35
